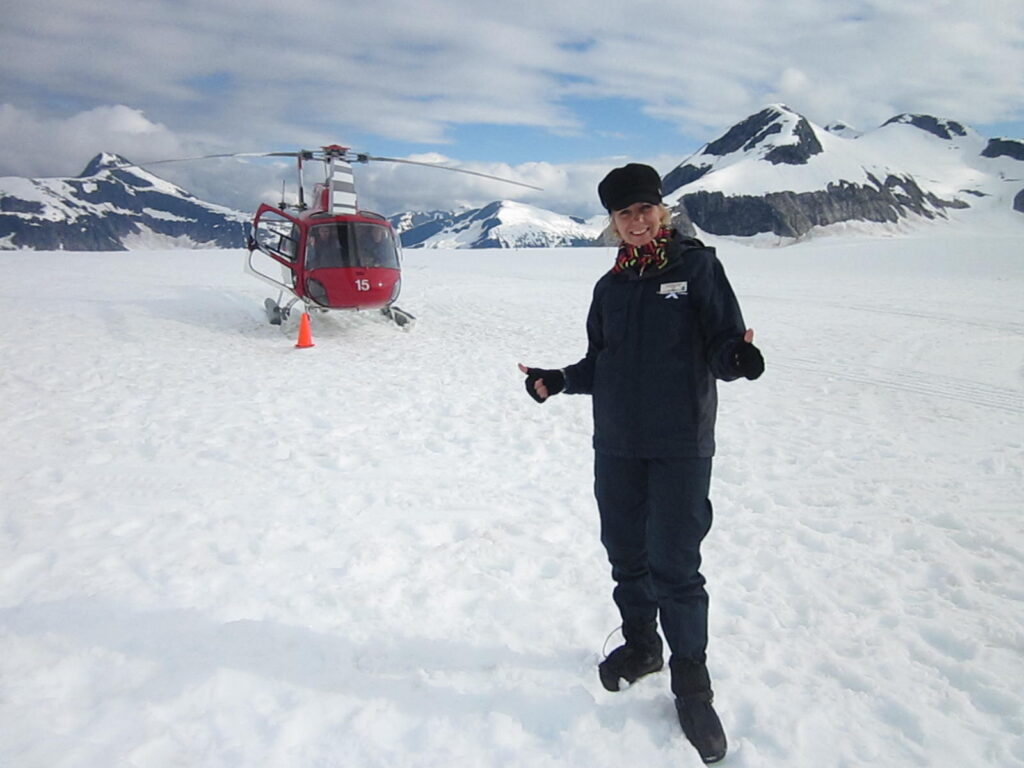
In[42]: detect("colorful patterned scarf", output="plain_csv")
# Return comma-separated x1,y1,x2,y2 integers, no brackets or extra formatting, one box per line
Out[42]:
612,227,674,275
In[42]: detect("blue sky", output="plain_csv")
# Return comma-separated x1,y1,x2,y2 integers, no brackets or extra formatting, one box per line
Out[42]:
1,0,1021,217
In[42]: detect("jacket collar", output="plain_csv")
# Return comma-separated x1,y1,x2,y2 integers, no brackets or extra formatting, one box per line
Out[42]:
613,231,707,281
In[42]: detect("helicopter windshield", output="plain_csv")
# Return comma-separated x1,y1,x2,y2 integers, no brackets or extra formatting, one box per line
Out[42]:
305,221,400,270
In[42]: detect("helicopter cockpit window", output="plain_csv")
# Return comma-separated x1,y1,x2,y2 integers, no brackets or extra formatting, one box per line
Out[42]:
305,224,350,270
306,222,399,270
352,223,400,269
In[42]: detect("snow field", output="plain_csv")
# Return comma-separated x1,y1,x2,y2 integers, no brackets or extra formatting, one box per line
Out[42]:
0,229,1022,766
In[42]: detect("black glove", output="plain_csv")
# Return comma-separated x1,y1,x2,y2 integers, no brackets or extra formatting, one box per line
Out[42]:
522,367,565,403
734,342,764,380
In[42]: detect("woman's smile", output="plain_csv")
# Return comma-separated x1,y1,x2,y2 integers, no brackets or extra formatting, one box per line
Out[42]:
613,202,663,246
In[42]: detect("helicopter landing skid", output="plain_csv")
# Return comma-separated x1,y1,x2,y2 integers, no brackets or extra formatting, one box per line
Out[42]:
264,296,299,325
381,304,415,330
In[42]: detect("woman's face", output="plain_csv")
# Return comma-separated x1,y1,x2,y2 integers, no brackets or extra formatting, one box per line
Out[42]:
612,202,663,247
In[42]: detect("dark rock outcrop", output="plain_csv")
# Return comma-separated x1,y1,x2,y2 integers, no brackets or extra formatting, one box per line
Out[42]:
704,108,783,156
763,116,823,165
982,138,1024,162
669,207,698,238
883,114,968,140
701,105,823,165
662,163,713,196
677,175,968,239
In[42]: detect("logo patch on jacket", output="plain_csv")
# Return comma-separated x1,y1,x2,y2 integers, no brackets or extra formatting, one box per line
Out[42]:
659,281,688,299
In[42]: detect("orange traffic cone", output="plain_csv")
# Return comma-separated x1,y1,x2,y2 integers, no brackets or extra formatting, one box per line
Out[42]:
295,312,315,348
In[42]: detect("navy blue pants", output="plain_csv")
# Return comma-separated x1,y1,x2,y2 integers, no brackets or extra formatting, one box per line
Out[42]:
594,453,713,665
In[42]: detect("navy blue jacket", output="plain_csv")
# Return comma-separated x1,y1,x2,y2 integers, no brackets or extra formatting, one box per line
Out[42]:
564,233,746,458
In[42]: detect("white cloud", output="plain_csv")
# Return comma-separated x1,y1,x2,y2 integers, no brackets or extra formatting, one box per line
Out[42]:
1,0,1021,215
0,105,190,177
0,101,613,217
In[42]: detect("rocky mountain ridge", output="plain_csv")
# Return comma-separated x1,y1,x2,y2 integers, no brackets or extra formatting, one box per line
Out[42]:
664,105,1023,241
0,153,248,250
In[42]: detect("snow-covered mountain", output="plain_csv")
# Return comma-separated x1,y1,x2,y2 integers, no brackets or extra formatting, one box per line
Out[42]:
664,104,1024,241
0,156,602,251
5,107,1022,251
386,209,453,241
0,153,249,250
389,200,605,248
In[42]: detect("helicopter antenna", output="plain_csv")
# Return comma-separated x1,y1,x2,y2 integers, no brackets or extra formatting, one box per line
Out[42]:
296,154,307,210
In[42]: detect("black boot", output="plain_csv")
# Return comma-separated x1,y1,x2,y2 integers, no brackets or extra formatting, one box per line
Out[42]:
598,621,664,692
672,660,727,764
675,694,727,764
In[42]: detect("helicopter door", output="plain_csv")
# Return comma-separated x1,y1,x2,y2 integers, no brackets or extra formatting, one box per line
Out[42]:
247,205,302,294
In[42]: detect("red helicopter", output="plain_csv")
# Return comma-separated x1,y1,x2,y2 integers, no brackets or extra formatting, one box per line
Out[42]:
121,145,540,329
244,145,542,329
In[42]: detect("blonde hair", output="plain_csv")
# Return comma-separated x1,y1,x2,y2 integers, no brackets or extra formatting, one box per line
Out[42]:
600,204,673,245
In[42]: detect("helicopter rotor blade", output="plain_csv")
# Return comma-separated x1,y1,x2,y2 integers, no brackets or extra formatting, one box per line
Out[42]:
364,155,543,191
112,151,302,169
108,150,540,190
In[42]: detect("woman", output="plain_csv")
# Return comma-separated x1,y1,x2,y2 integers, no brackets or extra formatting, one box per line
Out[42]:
518,163,763,765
